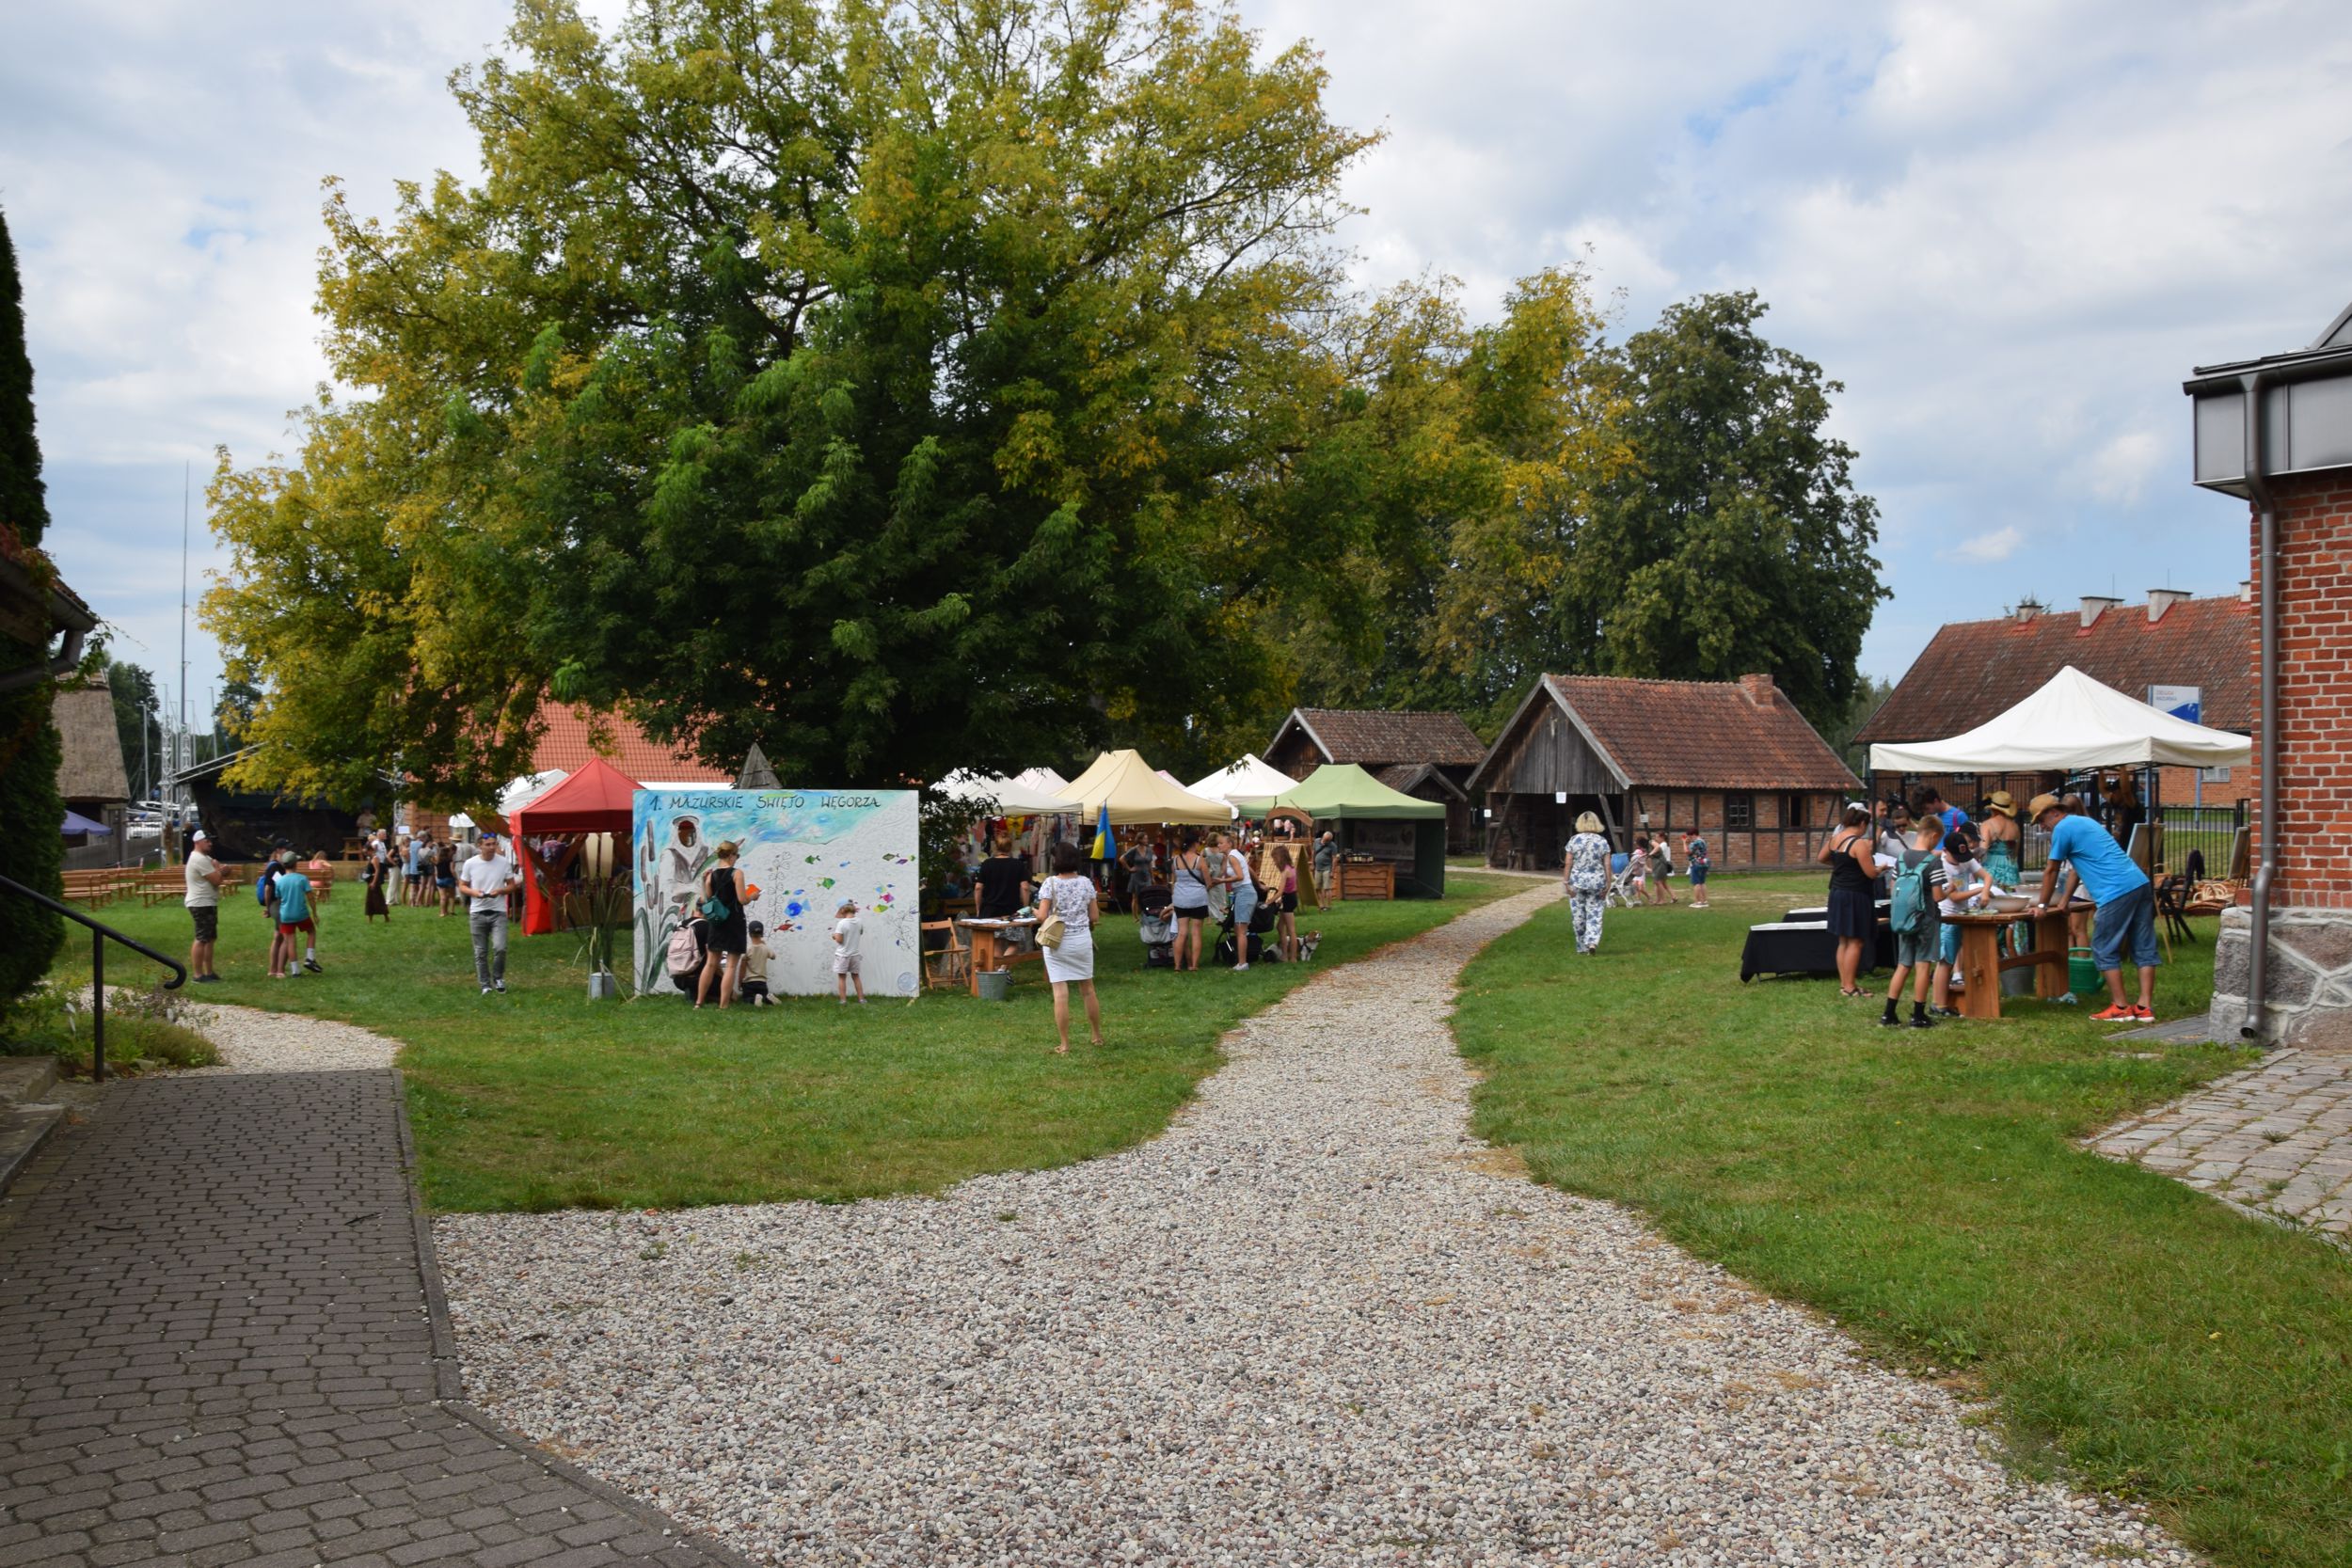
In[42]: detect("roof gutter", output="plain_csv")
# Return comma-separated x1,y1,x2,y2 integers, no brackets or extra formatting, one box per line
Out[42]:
2243,370,2279,1042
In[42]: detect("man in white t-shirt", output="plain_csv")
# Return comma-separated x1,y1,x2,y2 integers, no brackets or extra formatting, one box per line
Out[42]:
832,897,866,1005
459,832,521,995
183,829,224,982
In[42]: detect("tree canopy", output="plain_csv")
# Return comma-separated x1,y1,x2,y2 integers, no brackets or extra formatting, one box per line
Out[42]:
207,0,1885,801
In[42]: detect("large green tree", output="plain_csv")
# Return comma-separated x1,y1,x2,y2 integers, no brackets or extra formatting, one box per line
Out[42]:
0,205,66,999
207,0,1374,801
1575,291,1884,729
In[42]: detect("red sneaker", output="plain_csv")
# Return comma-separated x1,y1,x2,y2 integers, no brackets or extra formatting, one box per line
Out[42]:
2092,1004,2137,1022
2132,1005,2156,1022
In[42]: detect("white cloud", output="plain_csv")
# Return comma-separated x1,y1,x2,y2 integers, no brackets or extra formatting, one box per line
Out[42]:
1947,525,2024,564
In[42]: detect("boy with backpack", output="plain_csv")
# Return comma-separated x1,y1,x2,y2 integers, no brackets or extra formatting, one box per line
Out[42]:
1932,823,1994,1015
1882,816,1948,1029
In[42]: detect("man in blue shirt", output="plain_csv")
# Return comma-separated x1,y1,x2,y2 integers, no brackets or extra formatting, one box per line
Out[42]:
2026,791,2156,1022
1912,786,1968,839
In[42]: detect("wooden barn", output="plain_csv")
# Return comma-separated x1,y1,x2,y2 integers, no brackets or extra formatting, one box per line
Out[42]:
1470,673,1859,871
1262,707,1488,853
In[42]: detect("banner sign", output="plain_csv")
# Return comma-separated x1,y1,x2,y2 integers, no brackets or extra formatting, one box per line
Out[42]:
2149,684,2201,725
631,789,920,998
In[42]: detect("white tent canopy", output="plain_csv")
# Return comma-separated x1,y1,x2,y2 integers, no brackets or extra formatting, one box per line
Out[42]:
1012,765,1070,796
1185,753,1295,814
1867,665,2253,774
934,768,1078,815
497,769,568,816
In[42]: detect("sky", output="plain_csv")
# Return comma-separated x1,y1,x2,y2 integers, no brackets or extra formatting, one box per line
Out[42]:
6,0,2349,735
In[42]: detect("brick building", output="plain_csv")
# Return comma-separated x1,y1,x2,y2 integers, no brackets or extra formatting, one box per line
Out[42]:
2186,299,2352,1042
403,705,729,841
1855,592,2253,816
1468,673,1858,872
1263,707,1488,853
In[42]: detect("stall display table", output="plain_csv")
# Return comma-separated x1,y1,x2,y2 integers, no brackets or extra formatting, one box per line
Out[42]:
1333,860,1396,901
957,916,1042,996
1739,918,1897,981
1939,904,2088,1019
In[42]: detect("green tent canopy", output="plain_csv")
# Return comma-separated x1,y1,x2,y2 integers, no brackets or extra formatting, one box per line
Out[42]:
1237,764,1448,897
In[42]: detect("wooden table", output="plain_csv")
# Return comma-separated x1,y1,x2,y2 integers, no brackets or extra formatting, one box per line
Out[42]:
1333,861,1395,901
1941,904,2090,1020
957,916,1042,996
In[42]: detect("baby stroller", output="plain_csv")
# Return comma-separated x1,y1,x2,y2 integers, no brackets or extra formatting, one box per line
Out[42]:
1607,852,1643,911
1135,886,1176,969
1215,887,1281,966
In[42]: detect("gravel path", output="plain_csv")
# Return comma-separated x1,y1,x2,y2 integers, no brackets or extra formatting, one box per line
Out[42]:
181,997,402,1072
437,884,2194,1567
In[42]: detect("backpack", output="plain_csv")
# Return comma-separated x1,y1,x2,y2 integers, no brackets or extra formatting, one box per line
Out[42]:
665,924,701,974
1890,852,1933,936
254,863,278,908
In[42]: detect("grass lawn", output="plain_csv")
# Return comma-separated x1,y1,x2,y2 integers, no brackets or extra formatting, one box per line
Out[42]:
50,873,1514,1212
1453,871,2352,1568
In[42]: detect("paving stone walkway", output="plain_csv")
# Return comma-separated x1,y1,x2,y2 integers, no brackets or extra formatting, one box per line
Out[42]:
0,1068,747,1568
2089,1046,2352,1240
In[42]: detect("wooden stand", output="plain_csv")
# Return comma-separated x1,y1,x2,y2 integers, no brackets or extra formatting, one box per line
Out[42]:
958,916,1043,996
1940,907,2082,1020
1333,860,1395,902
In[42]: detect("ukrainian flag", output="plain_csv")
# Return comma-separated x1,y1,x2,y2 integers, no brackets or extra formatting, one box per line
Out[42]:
1091,802,1116,862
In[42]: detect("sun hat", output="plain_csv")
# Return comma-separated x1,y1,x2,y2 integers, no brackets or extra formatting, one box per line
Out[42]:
1573,811,1602,833
2026,792,2065,820
1985,790,2016,817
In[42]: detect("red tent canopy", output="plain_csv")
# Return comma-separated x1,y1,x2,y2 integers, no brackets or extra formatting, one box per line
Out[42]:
509,756,646,934
511,755,644,833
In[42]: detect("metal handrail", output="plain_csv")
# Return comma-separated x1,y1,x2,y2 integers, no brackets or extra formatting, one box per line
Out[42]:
0,871,186,1082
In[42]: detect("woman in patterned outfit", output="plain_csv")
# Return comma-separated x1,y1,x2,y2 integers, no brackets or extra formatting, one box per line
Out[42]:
1564,812,1613,955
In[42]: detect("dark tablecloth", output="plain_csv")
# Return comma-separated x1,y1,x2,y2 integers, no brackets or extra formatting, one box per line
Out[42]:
1740,918,1896,981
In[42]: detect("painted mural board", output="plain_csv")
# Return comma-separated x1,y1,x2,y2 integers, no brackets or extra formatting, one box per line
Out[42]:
631,788,920,999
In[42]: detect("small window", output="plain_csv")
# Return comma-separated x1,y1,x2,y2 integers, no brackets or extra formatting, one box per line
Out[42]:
1782,794,1806,831
1724,792,1754,832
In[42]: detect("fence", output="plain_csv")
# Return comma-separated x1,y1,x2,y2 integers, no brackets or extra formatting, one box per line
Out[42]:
2018,802,2244,878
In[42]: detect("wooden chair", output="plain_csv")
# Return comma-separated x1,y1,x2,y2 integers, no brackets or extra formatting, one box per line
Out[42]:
2155,873,2194,950
921,920,969,990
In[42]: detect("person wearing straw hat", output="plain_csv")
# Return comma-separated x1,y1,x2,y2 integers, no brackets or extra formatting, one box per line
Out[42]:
1978,789,2023,893
1563,812,1613,955
2026,792,2157,1022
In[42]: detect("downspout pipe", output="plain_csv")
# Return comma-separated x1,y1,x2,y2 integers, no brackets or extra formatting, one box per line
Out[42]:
2243,371,2279,1041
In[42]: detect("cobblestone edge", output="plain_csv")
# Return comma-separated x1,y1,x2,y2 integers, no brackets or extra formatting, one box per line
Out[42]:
390,1075,770,1568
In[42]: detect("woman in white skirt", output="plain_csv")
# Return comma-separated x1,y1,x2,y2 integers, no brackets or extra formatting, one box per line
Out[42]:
1034,841,1104,1055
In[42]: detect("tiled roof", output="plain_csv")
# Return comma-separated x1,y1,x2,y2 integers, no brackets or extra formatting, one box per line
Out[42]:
1288,708,1487,767
1543,674,1859,791
1854,597,2252,744
531,705,731,784
1372,761,1469,801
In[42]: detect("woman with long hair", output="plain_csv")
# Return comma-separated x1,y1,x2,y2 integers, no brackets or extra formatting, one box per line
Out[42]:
696,840,749,1008
1035,840,1104,1054
1820,800,1881,997
1270,845,1300,961
1169,829,1211,973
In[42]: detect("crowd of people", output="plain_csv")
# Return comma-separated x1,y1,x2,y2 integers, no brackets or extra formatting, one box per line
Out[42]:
1819,779,2159,1027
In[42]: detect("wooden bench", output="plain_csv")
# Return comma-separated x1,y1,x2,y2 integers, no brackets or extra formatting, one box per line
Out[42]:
61,869,136,907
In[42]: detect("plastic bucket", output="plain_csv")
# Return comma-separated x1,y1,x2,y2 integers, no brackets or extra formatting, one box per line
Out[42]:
2068,948,2100,996
2001,961,2035,998
976,969,1012,1002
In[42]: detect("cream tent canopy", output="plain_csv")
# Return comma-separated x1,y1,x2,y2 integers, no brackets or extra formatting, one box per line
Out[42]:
934,768,1078,815
1185,753,1295,814
1867,665,2253,774
1061,749,1232,826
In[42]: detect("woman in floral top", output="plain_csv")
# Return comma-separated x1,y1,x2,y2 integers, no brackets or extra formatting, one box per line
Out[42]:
1563,812,1613,955
1034,841,1104,1055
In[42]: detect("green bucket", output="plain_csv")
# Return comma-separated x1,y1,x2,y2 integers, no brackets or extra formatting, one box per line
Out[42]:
2068,947,2100,997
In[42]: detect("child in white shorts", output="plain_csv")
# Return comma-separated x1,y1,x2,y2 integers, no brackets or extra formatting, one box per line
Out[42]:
832,898,866,1004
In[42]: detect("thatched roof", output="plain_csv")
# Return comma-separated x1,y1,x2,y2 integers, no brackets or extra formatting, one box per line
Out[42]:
54,679,129,802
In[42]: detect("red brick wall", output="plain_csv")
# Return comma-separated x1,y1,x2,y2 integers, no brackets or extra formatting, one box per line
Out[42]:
1626,787,1848,870
2252,472,2352,910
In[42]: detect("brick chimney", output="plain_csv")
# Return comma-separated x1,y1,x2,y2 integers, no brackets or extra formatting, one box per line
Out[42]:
2080,594,2122,628
2241,578,2254,603
2147,588,2192,624
1738,673,1776,707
